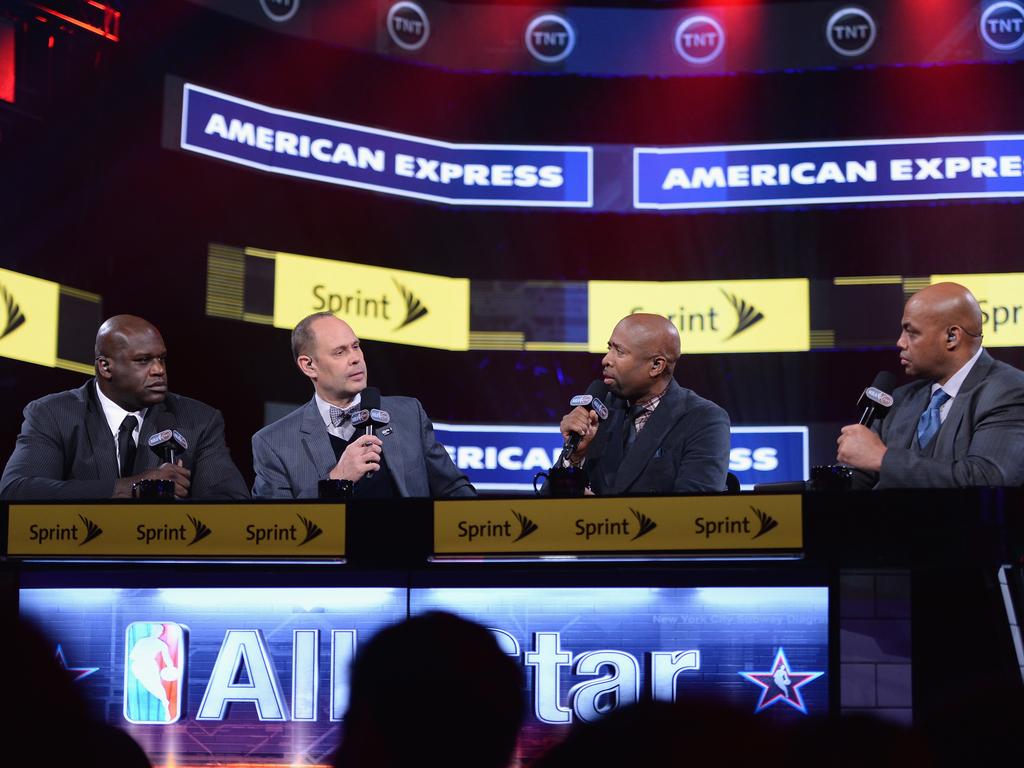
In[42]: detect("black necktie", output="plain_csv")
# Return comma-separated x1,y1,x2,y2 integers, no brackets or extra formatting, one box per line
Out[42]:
623,404,644,453
118,414,138,478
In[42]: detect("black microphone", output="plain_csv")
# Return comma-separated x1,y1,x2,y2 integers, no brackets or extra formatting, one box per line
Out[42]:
857,371,898,427
350,387,389,479
148,415,188,465
558,380,610,465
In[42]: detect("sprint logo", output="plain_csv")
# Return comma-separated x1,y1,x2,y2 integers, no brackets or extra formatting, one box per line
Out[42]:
721,290,764,339
630,507,658,541
457,510,539,543
750,506,778,540
79,514,104,545
187,515,213,546
297,514,324,546
393,278,428,330
512,510,539,542
0,282,26,340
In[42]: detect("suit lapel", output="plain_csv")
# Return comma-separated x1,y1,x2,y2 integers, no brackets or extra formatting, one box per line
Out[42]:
613,381,685,494
380,422,409,496
84,381,119,480
933,351,993,458
300,399,338,481
135,402,165,473
885,383,930,451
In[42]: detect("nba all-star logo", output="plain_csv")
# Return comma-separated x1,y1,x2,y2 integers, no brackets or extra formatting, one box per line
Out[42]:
739,647,823,714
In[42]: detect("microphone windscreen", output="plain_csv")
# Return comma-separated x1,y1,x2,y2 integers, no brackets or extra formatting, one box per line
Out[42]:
360,386,381,411
584,379,610,401
154,412,175,431
869,371,898,396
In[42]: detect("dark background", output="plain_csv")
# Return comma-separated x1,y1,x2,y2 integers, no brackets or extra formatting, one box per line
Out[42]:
3,0,1024,485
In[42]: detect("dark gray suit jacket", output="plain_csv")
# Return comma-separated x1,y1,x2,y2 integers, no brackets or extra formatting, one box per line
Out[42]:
582,378,731,495
860,350,1024,488
251,395,476,499
0,380,249,500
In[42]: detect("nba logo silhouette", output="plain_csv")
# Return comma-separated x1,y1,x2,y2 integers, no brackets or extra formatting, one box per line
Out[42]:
124,622,186,724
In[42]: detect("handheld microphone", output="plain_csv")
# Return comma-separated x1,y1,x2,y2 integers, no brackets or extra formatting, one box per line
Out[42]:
148,419,188,465
558,380,610,465
352,387,389,479
857,371,898,427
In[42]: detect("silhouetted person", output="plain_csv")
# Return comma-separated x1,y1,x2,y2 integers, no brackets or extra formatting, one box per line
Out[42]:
1,618,151,768
334,611,522,768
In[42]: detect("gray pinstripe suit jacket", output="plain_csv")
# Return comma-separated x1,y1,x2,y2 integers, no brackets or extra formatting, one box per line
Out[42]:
251,395,475,499
861,350,1024,488
0,380,249,500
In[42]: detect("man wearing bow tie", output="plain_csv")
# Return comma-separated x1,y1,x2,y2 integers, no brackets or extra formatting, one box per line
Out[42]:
251,312,474,498
837,282,1024,488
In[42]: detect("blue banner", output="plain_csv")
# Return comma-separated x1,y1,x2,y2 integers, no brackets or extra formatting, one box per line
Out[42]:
180,83,593,207
635,135,1024,210
21,583,828,765
434,423,808,491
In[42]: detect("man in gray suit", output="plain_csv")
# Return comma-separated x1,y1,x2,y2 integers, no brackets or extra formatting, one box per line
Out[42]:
558,313,730,494
838,282,1024,488
1,315,248,500
252,312,474,499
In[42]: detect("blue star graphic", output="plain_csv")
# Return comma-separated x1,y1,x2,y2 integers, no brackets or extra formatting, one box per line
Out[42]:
738,647,823,714
54,644,99,683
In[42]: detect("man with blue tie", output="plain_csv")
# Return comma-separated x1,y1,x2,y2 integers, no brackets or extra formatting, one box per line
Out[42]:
251,312,474,498
837,282,1024,488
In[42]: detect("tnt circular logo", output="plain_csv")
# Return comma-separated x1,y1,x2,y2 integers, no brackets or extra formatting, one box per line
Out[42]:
826,7,877,57
980,2,1024,51
387,2,430,51
674,15,725,65
258,0,299,24
525,14,575,63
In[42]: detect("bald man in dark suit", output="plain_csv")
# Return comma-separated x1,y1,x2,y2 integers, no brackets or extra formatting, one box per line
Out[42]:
1,315,248,500
838,282,1024,488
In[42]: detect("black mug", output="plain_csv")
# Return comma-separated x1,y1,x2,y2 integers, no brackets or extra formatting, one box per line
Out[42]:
533,466,588,497
132,479,176,500
318,479,354,499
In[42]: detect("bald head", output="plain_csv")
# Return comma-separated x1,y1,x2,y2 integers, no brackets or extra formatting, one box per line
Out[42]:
95,315,162,358
602,313,681,401
94,315,168,411
898,282,983,383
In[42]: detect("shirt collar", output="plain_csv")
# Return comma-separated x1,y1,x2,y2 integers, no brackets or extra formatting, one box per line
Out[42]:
314,391,361,429
933,346,984,399
94,381,147,436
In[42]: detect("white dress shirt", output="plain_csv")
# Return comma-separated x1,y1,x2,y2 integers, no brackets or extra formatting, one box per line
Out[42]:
315,392,362,442
95,382,147,470
934,346,984,423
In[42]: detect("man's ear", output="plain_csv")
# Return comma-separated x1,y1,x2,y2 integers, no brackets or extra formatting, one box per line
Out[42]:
650,355,666,376
296,354,317,380
95,356,112,380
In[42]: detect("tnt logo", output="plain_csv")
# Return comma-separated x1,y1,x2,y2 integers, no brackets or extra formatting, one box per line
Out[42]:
981,2,1024,51
258,0,299,24
826,7,877,57
387,2,430,51
674,15,725,65
525,14,576,63
124,622,186,724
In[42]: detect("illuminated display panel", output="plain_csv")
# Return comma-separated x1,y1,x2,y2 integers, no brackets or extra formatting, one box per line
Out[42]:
20,584,828,766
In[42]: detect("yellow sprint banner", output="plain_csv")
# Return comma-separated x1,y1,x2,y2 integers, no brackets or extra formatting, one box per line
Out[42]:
0,267,59,368
588,278,809,354
435,495,802,555
931,273,1024,348
273,250,470,351
6,504,345,558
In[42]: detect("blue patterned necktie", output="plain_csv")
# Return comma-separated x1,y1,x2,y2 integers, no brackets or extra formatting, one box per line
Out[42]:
916,388,951,450
328,405,358,428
